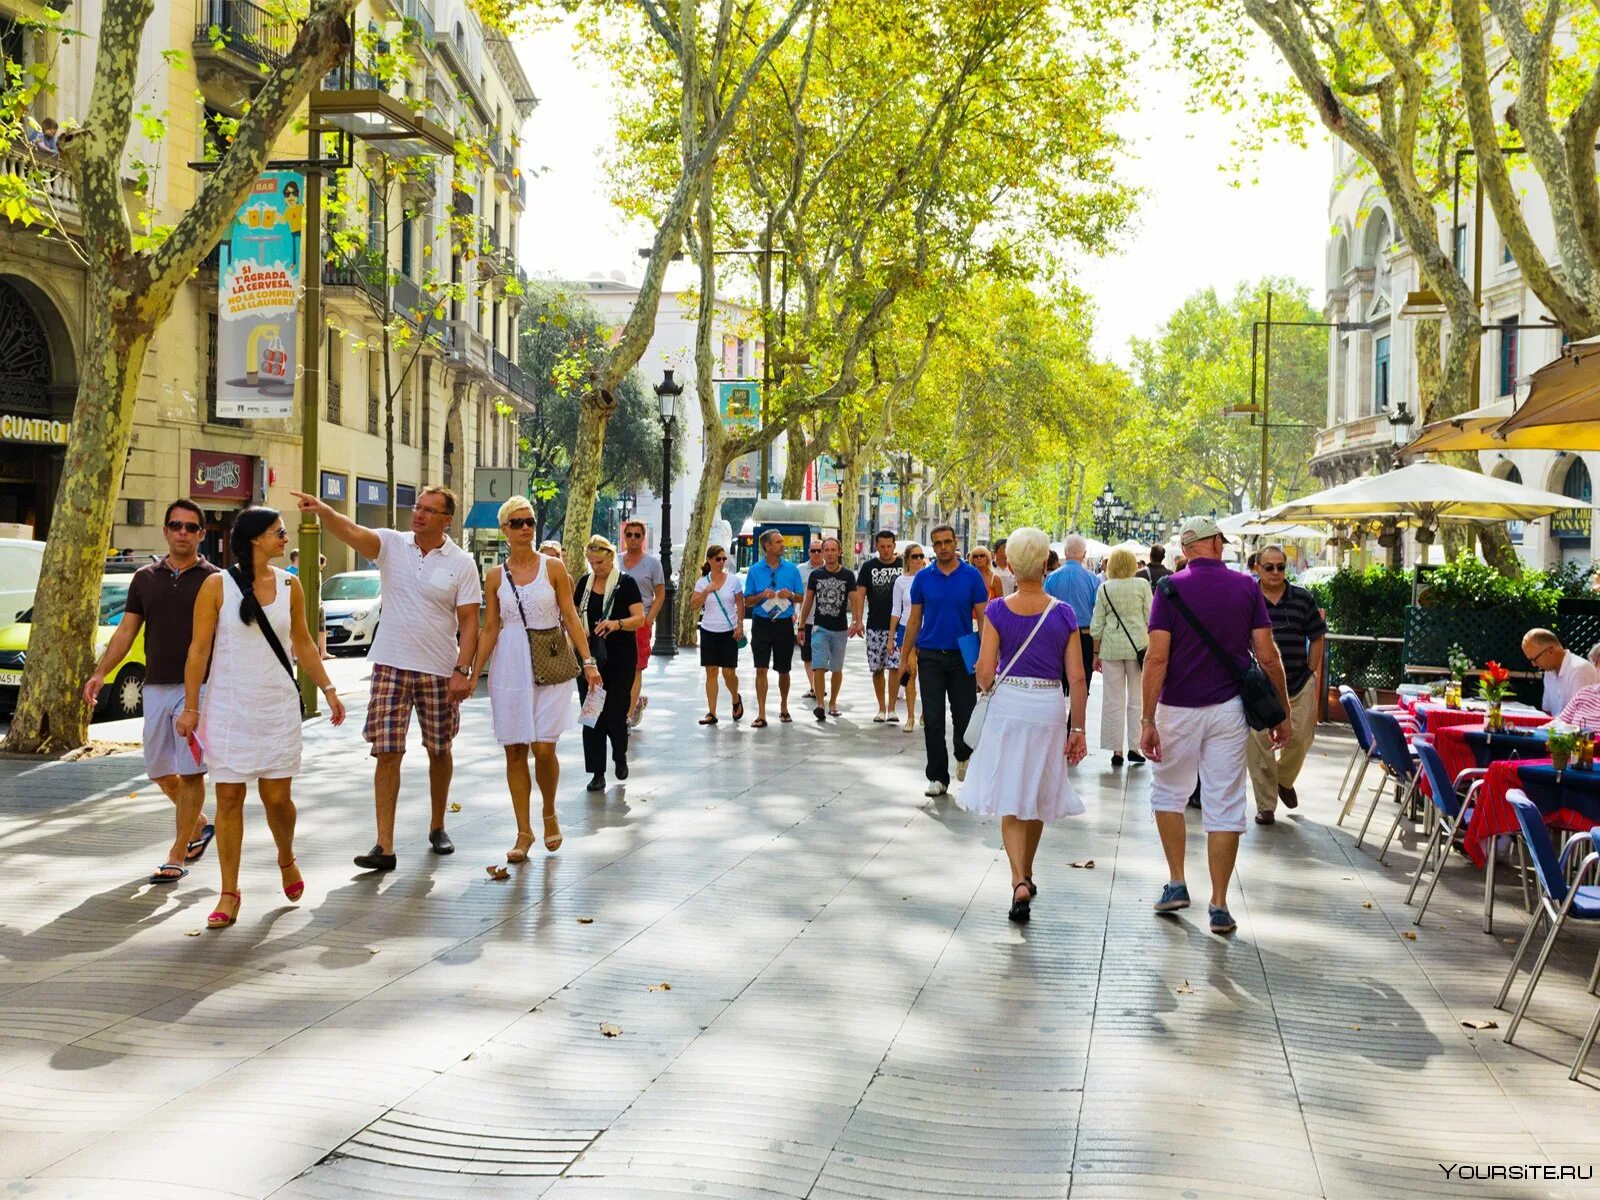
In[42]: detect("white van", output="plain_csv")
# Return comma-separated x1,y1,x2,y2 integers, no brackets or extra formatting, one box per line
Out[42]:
0,538,45,625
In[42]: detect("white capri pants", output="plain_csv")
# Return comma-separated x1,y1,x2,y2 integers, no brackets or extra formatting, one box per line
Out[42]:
1148,697,1250,833
1098,657,1142,753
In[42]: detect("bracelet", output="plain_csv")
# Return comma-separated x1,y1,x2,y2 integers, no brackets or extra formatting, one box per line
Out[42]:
1070,726,1086,734
182,707,200,714
1140,717,1156,727
322,684,337,693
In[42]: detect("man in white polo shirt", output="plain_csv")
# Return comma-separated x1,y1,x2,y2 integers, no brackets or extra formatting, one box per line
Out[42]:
293,486,482,870
1524,627,1600,716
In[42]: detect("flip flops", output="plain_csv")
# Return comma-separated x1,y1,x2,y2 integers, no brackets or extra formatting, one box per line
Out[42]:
751,718,768,728
148,863,188,885
184,823,215,863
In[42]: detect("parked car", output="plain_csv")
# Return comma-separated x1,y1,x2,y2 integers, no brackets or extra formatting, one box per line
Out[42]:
0,537,45,625
322,570,381,655
0,574,146,718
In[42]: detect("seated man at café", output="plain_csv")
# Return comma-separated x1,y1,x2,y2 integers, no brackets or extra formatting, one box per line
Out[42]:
1523,628,1600,716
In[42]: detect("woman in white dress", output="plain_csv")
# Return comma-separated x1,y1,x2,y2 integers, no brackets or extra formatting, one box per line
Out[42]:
176,507,346,931
468,496,600,861
886,543,923,729
956,526,1088,924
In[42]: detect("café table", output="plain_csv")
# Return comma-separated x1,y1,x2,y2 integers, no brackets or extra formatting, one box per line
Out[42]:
1432,724,1549,790
1409,701,1550,734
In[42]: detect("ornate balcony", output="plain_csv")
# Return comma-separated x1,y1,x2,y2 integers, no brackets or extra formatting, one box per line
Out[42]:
193,0,294,79
1310,413,1403,485
1,138,79,223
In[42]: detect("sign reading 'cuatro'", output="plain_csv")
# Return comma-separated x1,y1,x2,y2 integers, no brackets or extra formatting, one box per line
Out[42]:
0,414,70,444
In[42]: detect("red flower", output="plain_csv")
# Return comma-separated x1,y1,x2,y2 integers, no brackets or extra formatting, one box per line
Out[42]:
1480,661,1511,686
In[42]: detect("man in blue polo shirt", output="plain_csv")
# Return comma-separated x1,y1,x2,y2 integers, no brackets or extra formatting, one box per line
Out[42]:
1044,532,1100,699
900,523,990,796
744,529,805,726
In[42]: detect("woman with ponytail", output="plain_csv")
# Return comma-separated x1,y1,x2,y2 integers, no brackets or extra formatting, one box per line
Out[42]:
176,506,345,930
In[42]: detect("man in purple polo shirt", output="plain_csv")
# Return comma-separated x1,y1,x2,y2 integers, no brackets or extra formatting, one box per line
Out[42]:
1139,515,1291,935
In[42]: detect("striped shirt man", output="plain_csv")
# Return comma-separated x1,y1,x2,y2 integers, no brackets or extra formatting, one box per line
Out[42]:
1262,583,1327,694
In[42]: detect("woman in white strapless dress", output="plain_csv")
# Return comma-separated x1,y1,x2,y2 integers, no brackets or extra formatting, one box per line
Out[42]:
176,507,346,931
468,496,601,863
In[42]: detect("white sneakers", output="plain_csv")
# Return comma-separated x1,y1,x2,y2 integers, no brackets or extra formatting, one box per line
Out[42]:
925,781,947,797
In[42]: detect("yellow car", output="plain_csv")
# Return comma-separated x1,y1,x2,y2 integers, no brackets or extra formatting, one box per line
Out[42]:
0,574,147,719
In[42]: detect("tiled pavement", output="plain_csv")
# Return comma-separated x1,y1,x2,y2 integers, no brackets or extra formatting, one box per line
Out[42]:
5,648,1600,1197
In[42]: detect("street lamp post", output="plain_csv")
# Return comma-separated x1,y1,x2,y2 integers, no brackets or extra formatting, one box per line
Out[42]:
652,369,683,656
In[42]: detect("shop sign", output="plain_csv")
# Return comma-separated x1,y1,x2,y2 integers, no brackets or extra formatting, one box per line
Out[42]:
320,471,347,503
190,450,254,501
356,477,388,506
0,414,70,445
473,468,528,502
1553,507,1594,540
396,484,417,508
216,170,304,419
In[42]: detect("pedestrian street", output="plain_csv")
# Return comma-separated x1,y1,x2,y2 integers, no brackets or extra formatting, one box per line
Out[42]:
5,647,1600,1199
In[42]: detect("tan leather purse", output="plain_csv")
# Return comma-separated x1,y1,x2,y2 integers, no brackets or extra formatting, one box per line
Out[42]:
509,571,581,686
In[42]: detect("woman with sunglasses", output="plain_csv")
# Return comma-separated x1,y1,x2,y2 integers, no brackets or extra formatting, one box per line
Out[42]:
469,497,601,860
573,534,646,791
175,507,345,930
969,545,1002,602
887,544,925,729
690,544,744,724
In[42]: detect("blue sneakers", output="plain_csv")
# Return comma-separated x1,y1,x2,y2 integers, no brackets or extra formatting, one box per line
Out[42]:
1208,904,1237,934
1153,882,1190,912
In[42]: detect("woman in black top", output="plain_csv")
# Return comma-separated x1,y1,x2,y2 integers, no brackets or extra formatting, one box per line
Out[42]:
574,534,647,792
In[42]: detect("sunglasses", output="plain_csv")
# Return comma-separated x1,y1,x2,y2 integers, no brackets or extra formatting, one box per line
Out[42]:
1260,563,1286,573
908,552,925,560
272,528,289,539
505,517,536,530
625,531,644,538
712,555,727,562
809,548,823,554
166,520,202,534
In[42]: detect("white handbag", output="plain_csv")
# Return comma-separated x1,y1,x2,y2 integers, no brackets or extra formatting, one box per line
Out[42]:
963,599,1059,750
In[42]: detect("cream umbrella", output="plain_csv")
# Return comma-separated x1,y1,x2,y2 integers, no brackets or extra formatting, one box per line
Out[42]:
1261,461,1585,527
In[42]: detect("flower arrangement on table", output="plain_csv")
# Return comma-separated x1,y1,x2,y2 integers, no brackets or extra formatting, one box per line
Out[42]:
1447,644,1475,681
1478,660,1513,730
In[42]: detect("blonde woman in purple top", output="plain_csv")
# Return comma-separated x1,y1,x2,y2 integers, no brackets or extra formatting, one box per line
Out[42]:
957,527,1088,923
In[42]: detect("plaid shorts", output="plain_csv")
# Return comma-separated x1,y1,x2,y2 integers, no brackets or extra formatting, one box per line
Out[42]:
364,663,459,757
865,629,899,673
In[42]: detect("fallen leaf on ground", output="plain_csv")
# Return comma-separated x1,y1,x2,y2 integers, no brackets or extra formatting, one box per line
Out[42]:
1070,860,1095,869
1351,1024,1361,1030
599,1023,623,1038
1175,981,1194,995
1503,937,1517,944
1361,901,1373,909
576,917,594,924
368,948,379,955
486,865,510,880
1461,1019,1499,1030
1401,931,1418,940
185,930,202,937
648,982,672,992
449,802,462,812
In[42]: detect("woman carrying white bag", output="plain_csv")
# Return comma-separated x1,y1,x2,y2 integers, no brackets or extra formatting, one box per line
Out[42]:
956,526,1089,924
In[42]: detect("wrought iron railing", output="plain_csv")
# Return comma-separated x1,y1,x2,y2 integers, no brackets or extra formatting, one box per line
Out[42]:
323,263,384,305
193,0,294,71
327,379,342,425
392,273,421,319
404,0,436,43
367,392,380,435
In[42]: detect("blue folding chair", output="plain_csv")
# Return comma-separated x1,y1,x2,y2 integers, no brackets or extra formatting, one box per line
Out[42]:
1496,791,1600,1061
1359,709,1421,857
1335,687,1378,826
1406,739,1487,925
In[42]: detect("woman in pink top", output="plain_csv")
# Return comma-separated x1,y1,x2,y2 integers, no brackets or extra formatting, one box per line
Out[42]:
957,527,1088,923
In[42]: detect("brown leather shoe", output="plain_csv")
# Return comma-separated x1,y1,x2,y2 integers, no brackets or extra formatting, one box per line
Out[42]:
1278,785,1299,809
1254,810,1276,825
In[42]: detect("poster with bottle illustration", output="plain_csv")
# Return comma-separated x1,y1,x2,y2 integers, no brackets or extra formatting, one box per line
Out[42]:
216,170,304,418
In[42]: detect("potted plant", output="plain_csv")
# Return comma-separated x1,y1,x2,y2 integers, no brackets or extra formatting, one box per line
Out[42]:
1548,728,1579,775
1479,660,1513,732
1446,644,1474,709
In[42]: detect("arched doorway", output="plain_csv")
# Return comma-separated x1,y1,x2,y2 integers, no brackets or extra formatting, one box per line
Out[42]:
1494,463,1525,546
0,276,76,540
1553,456,1594,567
443,396,464,496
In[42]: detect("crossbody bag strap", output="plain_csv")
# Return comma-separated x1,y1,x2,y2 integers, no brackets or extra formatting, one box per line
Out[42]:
228,566,295,686
993,598,1059,688
1102,586,1141,650
709,579,734,627
1156,576,1245,683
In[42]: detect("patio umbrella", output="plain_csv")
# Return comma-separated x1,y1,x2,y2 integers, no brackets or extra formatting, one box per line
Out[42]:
1492,342,1600,447
1217,510,1330,539
1398,399,1517,458
1261,461,1585,527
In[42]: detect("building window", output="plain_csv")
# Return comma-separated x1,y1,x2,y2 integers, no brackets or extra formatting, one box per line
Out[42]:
400,214,414,279
1503,239,1515,265
401,386,412,446
1452,224,1467,275
1499,317,1519,397
327,342,342,425
368,392,380,436
421,366,432,456
1373,334,1391,413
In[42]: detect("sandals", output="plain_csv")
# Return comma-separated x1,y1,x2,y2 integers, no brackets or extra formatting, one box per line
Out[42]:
731,696,744,721
751,717,768,729
543,813,563,853
886,713,900,724
1008,882,1031,924
829,707,842,718
873,711,887,724
280,860,304,903
184,823,215,863
207,891,242,930
507,831,536,864
779,711,792,723
149,863,188,885
698,713,718,725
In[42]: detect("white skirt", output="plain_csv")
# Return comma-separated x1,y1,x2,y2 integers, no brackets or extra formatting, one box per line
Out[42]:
956,684,1085,822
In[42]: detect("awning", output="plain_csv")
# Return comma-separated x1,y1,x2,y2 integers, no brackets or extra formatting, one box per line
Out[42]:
464,500,502,530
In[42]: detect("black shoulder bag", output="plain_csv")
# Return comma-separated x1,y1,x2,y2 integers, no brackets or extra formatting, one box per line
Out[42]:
1156,576,1286,731
228,566,296,686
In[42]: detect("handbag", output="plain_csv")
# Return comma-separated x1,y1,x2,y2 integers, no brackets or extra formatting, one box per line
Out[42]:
227,566,296,687
1155,577,1286,731
965,599,1059,750
1102,586,1147,669
509,564,581,686
709,581,747,649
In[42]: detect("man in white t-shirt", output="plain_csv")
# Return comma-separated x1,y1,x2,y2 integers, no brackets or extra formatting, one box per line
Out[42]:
293,486,483,871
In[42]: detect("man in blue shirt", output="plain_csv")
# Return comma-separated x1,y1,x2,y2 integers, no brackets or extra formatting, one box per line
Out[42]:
743,529,805,726
900,523,990,796
1044,533,1101,699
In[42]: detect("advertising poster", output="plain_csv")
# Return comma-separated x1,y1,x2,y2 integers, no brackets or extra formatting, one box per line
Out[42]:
718,381,761,491
816,455,840,502
216,170,304,418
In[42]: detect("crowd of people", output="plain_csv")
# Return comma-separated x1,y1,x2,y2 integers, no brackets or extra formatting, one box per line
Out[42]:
103,495,1331,937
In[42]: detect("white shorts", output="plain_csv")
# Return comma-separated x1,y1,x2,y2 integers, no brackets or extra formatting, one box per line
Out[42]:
1148,697,1250,833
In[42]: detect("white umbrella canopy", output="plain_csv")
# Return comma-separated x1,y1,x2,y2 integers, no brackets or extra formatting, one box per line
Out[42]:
1056,535,1111,559
1217,510,1329,540
1108,538,1150,557
1261,462,1586,525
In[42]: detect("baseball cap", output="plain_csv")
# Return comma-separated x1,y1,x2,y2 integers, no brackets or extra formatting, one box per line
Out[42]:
1177,515,1228,546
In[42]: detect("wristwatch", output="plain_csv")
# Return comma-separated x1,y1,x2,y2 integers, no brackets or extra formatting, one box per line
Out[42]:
582,657,597,667
453,665,472,678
